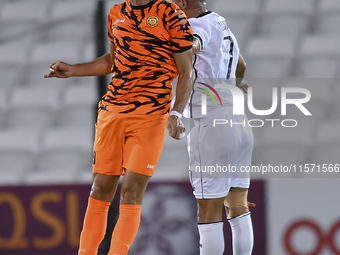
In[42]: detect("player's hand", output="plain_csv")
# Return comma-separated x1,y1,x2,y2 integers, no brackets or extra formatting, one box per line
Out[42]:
167,115,185,140
44,61,74,78
237,79,249,94
248,201,256,208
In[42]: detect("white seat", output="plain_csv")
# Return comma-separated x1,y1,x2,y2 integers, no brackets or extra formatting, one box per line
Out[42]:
330,80,340,120
296,35,340,78
26,127,93,184
50,1,97,20
59,83,98,127
0,129,40,184
281,78,334,126
8,86,60,130
244,36,295,78
0,22,39,43
260,0,314,38
0,67,17,91
30,41,82,65
46,18,94,42
253,124,312,168
82,41,96,62
0,1,50,23
315,0,340,34
209,0,261,16
0,41,28,67
39,127,93,171
0,88,8,128
312,121,340,164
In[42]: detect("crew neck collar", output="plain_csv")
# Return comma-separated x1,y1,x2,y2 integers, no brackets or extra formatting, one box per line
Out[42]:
129,0,156,10
196,11,212,18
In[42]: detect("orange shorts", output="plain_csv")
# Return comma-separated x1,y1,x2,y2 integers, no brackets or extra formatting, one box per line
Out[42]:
92,108,168,177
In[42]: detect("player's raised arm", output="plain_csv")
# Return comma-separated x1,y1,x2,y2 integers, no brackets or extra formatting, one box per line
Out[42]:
44,41,116,79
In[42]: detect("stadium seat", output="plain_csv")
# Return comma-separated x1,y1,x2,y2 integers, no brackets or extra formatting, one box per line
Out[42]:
330,79,340,120
59,82,97,127
0,1,50,23
50,1,97,21
26,127,93,184
30,41,82,65
296,35,340,78
82,41,96,62
0,129,39,185
281,78,334,126
209,0,261,49
312,121,340,165
0,41,28,67
0,0,50,43
244,36,295,78
260,0,314,38
0,67,18,92
0,88,8,128
8,86,60,130
46,18,94,42
315,0,340,34
253,124,312,168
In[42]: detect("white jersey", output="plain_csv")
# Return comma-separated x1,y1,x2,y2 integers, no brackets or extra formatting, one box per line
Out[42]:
186,11,240,119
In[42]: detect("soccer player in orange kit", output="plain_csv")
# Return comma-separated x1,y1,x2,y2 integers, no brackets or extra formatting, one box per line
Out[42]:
44,0,194,254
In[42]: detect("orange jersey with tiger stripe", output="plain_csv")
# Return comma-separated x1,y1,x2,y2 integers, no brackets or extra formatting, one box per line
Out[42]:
104,0,193,115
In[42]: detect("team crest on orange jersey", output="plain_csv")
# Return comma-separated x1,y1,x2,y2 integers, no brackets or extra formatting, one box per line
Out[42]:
147,16,159,27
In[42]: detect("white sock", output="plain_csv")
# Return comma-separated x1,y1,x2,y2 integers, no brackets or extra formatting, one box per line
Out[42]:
198,222,224,255
228,212,254,255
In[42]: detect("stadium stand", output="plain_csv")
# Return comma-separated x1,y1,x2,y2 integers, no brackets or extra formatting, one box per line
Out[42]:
0,129,40,185
312,121,340,164
295,35,340,78
315,0,340,34
243,36,295,78
259,0,315,40
25,127,93,184
0,0,339,185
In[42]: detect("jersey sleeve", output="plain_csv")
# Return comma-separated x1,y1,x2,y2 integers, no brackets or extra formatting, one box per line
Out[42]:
167,7,193,53
107,12,115,44
188,18,212,51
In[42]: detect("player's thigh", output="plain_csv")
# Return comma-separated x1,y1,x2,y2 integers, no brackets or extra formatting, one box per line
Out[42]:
224,187,249,218
120,169,150,205
93,109,125,176
123,115,167,177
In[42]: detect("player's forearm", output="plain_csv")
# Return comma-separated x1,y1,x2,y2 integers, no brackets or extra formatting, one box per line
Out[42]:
172,72,193,113
236,54,246,86
70,53,113,77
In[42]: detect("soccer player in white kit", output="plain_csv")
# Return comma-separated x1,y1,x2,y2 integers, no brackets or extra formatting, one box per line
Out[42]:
172,0,254,254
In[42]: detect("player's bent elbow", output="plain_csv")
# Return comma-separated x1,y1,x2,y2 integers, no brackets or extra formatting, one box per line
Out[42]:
237,60,247,73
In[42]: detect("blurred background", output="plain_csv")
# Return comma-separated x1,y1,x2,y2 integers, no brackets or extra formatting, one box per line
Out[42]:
0,0,339,254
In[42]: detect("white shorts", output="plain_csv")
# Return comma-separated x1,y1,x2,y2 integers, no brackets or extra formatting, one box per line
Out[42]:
187,108,254,199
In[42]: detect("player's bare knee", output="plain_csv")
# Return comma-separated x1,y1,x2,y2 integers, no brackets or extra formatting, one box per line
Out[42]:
90,174,118,201
120,189,140,204
228,205,249,218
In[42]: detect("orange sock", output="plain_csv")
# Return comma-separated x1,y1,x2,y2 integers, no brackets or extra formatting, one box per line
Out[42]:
78,197,111,255
108,204,142,255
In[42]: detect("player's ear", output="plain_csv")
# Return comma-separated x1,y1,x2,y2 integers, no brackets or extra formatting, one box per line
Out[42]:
182,0,188,9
